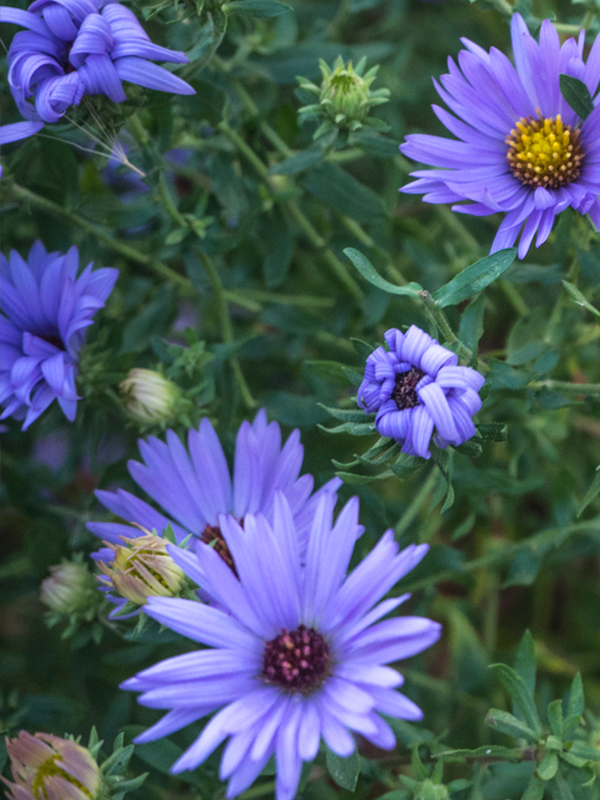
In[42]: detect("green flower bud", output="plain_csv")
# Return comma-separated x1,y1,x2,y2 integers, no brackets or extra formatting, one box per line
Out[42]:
119,369,181,426
41,561,99,618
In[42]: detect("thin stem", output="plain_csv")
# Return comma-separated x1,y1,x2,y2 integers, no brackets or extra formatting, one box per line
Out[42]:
394,469,439,539
529,379,600,395
199,252,257,410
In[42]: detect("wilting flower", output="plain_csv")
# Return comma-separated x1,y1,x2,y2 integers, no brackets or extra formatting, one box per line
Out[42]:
0,120,44,177
98,530,189,606
400,14,600,258
41,559,99,615
358,325,485,459
0,0,194,131
122,492,441,800
119,368,181,425
1,241,118,429
87,409,342,560
3,731,101,800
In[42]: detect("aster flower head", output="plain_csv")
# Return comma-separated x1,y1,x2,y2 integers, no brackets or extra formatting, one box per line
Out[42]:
1,241,118,429
3,731,101,800
122,492,441,800
358,325,485,459
400,14,600,258
88,409,343,565
0,0,195,130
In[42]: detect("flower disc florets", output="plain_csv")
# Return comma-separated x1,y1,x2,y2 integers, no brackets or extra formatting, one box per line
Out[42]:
262,625,331,693
400,14,600,258
358,325,485,459
3,731,101,800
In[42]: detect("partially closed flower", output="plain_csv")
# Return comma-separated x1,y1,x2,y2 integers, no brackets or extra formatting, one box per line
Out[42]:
119,368,181,426
358,325,485,459
0,241,118,429
3,731,101,800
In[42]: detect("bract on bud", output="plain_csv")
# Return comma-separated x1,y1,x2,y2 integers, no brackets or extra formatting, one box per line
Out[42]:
98,531,187,606
119,369,181,426
41,561,99,616
298,56,390,137
3,731,101,800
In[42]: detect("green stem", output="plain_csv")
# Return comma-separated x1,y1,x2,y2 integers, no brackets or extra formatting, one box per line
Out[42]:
239,782,276,800
529,379,600,395
394,469,438,539
500,280,529,317
199,253,257,410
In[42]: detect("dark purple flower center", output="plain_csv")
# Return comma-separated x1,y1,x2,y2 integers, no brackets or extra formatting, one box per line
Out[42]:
262,625,331,693
200,523,238,577
506,114,584,189
40,333,65,350
392,367,425,410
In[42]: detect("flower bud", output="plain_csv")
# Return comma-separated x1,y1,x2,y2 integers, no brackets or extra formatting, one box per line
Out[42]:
40,561,99,616
98,531,187,606
119,369,181,425
3,731,101,800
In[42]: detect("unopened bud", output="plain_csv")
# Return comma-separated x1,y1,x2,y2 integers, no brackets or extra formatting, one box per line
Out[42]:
119,369,181,425
41,561,99,617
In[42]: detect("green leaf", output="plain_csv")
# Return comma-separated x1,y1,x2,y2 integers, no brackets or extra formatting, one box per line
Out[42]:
225,0,291,16
513,630,537,698
549,770,575,800
476,423,508,442
325,746,360,790
459,295,485,352
576,466,600,518
300,163,388,223
562,280,600,319
484,709,538,741
433,249,517,308
548,700,564,738
567,673,585,717
489,664,543,735
559,74,594,120
318,403,371,423
344,248,423,297
305,360,354,385
351,337,376,358
567,742,600,761
537,751,559,781
522,776,545,800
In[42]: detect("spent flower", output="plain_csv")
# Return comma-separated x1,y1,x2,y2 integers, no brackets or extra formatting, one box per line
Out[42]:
400,14,600,258
0,241,118,429
122,492,441,800
358,325,485,459
0,0,195,134
119,368,182,426
298,56,390,138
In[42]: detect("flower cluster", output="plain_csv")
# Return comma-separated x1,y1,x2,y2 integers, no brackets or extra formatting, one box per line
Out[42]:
400,13,600,258
358,326,485,459
1,241,118,429
0,0,194,131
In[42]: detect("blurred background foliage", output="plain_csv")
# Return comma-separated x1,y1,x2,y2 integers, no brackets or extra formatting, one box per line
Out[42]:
5,0,600,797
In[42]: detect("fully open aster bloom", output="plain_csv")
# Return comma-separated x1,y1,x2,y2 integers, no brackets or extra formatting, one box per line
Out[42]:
1,241,118,429
122,492,441,800
0,0,194,130
400,14,600,258
358,325,485,459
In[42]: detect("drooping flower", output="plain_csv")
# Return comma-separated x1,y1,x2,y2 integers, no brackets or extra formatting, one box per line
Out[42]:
358,325,485,459
122,492,441,800
0,241,118,429
2,731,101,800
87,409,342,563
400,14,600,258
0,120,45,177
119,368,181,426
0,0,195,132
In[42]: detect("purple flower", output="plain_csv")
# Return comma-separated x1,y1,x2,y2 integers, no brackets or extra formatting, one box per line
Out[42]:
122,492,441,800
1,241,118,429
400,14,600,259
358,326,485,459
88,408,342,554
0,0,195,130
0,120,45,176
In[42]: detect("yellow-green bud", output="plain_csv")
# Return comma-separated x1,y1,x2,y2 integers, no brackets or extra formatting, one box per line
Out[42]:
119,369,181,425
4,731,101,800
40,561,99,617
98,531,187,606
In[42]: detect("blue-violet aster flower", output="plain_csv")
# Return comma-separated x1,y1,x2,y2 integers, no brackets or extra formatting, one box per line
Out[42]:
122,492,441,800
400,14,600,258
1,241,118,429
0,0,195,129
358,325,485,459
88,408,343,560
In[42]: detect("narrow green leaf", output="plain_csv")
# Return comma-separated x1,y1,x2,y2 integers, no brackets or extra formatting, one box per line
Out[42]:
301,163,387,223
577,465,600,518
325,746,360,790
567,673,585,717
567,741,600,762
225,0,291,16
268,146,326,176
459,294,485,351
476,423,508,442
351,337,376,358
489,664,543,735
562,280,600,319
433,248,517,308
549,770,575,800
537,752,559,781
434,745,521,761
344,248,423,297
318,403,371,423
484,708,538,741
522,776,545,800
559,74,594,120
513,630,537,698
547,700,564,738
305,360,354,385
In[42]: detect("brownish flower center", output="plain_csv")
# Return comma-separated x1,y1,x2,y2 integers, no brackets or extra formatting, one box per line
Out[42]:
506,113,584,189
262,625,331,693
392,367,425,410
201,523,237,577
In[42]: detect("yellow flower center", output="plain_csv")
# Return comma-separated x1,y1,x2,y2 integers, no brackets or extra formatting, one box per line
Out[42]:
31,756,93,800
506,113,584,189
